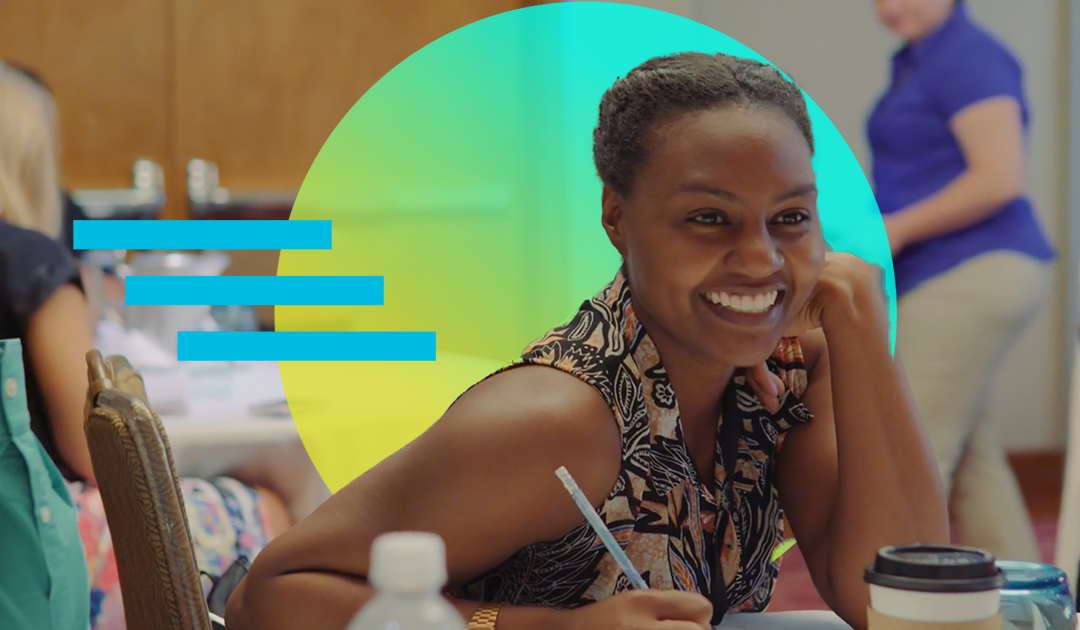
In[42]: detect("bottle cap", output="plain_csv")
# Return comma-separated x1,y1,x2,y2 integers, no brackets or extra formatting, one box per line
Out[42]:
997,560,1069,592
369,531,448,592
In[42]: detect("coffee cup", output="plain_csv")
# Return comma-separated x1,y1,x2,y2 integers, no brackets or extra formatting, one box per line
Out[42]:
864,544,1007,629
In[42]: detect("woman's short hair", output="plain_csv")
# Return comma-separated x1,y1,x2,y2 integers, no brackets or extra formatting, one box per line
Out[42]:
593,52,814,197
0,61,62,239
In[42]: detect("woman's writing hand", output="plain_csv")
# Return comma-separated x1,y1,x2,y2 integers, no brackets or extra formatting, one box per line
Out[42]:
785,251,888,338
565,590,713,630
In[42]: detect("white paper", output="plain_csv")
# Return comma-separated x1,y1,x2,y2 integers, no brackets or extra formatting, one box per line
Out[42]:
141,367,190,415
718,611,851,630
95,320,176,369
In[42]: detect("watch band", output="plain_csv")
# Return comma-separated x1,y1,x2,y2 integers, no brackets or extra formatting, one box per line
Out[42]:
467,603,503,630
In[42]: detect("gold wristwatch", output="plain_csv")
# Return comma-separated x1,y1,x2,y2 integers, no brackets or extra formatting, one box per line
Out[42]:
467,603,503,630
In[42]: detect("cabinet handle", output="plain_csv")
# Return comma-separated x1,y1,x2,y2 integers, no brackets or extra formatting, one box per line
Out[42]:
70,158,165,219
186,158,297,218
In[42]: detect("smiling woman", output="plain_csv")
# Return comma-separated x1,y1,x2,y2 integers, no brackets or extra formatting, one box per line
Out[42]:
225,52,949,630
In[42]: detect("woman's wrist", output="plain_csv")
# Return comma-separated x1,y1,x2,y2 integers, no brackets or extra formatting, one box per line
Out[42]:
493,604,576,630
884,206,919,251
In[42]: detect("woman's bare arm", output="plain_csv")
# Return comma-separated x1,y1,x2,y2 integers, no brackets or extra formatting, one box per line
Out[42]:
776,258,950,630
24,282,97,485
226,365,624,630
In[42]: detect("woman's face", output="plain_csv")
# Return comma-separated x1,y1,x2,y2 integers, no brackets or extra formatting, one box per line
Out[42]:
602,104,825,369
874,0,955,42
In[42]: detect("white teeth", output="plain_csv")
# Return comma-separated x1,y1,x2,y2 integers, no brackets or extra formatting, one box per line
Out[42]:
705,290,779,314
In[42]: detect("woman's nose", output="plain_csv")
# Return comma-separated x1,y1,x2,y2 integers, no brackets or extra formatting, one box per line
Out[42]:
726,227,783,278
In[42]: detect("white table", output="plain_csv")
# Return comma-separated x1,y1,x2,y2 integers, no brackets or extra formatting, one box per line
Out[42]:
720,611,850,629
158,361,331,520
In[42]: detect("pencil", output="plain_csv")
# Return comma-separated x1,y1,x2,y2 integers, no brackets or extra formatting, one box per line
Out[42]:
555,466,649,590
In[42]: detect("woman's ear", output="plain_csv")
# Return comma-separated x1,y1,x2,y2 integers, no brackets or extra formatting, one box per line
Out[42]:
601,185,628,257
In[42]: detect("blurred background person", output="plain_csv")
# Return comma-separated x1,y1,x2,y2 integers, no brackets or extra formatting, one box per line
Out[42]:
2,62,89,257
868,0,1055,561
5,61,124,332
0,59,291,629
0,60,92,483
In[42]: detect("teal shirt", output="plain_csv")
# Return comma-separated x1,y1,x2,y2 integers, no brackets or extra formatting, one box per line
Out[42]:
0,338,89,630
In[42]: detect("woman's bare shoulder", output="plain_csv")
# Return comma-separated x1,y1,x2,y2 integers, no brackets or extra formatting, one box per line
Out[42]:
351,363,624,530
427,364,621,472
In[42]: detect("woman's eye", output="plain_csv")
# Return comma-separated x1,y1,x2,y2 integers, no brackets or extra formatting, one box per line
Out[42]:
692,211,726,225
773,210,810,226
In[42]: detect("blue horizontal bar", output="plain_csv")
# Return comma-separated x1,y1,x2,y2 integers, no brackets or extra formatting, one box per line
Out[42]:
125,276,383,305
177,331,435,361
73,220,331,250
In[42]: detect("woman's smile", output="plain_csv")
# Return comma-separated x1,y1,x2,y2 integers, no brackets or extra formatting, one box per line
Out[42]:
700,287,785,328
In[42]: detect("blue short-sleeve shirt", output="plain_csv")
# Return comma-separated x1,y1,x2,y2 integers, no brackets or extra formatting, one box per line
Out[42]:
866,3,1055,297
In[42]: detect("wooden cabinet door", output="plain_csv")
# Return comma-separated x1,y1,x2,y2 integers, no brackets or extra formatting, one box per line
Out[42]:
171,0,525,205
1,0,532,220
0,0,172,195
2,0,533,328
171,0,527,325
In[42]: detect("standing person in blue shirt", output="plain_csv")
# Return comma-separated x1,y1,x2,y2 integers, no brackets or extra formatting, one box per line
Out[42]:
869,0,1055,561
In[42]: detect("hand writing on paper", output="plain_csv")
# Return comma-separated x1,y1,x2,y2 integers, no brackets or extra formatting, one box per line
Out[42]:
565,590,713,630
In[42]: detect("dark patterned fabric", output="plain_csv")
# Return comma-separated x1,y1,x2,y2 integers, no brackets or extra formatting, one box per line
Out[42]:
453,270,814,611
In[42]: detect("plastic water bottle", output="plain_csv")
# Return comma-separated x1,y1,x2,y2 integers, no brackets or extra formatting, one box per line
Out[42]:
346,532,468,630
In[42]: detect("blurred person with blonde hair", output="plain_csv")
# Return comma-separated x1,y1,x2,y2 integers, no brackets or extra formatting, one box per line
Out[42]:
869,0,1054,561
0,61,63,239
0,59,94,484
0,59,291,628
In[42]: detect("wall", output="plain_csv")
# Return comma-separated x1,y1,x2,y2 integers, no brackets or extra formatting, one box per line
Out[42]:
580,0,1072,451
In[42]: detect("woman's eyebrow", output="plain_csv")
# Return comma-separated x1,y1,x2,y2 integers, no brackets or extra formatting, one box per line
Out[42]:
673,183,740,200
670,182,817,203
773,183,817,202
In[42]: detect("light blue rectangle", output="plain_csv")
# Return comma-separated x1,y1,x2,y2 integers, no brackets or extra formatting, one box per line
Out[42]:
73,220,331,250
125,276,383,305
177,331,436,361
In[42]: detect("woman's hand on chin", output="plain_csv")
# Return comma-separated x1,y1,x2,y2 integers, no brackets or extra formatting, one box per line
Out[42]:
746,252,887,414
785,252,888,337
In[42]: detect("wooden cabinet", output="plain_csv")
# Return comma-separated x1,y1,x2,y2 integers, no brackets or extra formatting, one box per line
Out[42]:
0,0,172,195
0,0,530,220
1,0,532,325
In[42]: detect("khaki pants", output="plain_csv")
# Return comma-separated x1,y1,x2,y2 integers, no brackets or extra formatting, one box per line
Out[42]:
897,252,1052,562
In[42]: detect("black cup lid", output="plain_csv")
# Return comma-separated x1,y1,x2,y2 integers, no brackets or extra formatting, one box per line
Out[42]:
864,545,1007,593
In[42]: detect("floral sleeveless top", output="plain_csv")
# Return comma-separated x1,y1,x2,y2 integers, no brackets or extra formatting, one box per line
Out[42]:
454,270,814,615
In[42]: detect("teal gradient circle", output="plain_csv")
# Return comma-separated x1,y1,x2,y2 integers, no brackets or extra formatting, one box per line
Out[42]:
278,2,893,491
